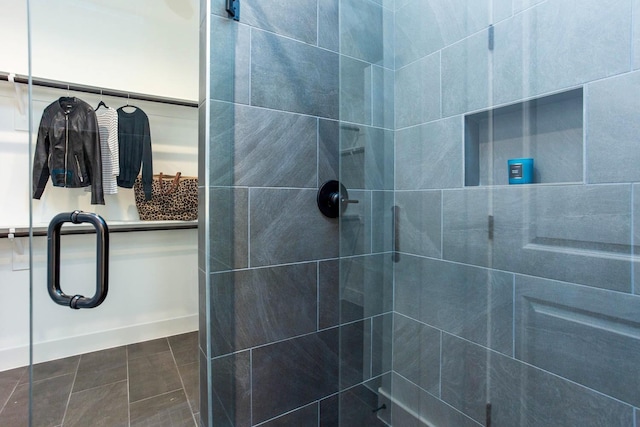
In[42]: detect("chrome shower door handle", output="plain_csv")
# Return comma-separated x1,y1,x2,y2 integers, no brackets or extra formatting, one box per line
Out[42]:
47,211,109,309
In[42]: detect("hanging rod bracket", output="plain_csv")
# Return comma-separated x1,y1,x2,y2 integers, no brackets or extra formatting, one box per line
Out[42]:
226,0,240,21
8,73,26,115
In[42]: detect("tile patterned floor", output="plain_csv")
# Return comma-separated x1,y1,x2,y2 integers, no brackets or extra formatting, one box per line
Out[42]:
0,331,199,427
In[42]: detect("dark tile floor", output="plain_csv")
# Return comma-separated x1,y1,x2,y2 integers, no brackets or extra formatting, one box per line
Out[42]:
0,331,199,427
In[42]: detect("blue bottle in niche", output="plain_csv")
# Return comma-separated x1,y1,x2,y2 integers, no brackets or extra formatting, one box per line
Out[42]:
508,158,533,184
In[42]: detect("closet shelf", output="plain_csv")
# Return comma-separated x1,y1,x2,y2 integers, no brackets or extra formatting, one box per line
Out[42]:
0,220,197,238
0,71,198,108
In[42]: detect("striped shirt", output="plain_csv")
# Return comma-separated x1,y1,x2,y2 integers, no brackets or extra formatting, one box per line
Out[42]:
94,107,119,194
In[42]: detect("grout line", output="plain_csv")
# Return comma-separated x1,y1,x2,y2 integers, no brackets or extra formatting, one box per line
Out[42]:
59,356,81,426
250,349,254,426
126,345,131,426
438,331,443,398
512,275,516,359
169,337,198,421
317,261,321,331
632,184,635,295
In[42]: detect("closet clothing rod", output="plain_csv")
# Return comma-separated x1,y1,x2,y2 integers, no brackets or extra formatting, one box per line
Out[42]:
0,72,198,108
0,221,197,238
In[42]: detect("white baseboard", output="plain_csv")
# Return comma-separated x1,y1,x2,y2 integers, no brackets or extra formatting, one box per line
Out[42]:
0,314,198,372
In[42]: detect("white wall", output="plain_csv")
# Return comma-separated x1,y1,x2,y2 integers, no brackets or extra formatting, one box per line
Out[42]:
0,0,199,101
0,0,200,371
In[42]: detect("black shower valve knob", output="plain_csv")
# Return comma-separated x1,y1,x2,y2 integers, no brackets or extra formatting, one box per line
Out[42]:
317,180,358,218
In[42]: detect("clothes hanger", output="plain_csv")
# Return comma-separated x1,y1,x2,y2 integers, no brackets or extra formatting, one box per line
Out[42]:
95,90,107,111
121,93,138,112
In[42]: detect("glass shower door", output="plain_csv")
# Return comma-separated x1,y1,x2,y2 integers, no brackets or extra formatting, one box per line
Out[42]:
0,1,201,426
339,0,640,426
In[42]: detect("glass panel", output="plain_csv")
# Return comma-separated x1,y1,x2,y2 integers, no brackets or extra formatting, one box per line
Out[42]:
338,0,394,425
0,2,32,426
0,1,201,425
340,0,640,426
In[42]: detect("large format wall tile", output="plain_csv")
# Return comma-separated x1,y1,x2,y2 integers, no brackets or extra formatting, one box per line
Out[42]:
340,126,394,191
443,185,634,292
209,187,248,272
635,184,640,294
252,329,339,424
390,373,480,427
209,102,317,188
492,185,632,292
319,119,339,185
493,0,512,23
395,190,442,258
341,0,393,68
319,259,339,329
442,187,494,268
250,188,338,266
340,190,371,256
512,0,545,13
210,15,250,104
395,53,441,128
320,395,339,426
340,254,394,323
209,263,317,355
395,255,513,355
319,0,339,52
491,10,526,107
241,0,317,44
371,313,393,377
340,320,369,389
441,334,635,426
587,71,640,183
251,30,338,118
634,0,640,69
340,56,372,125
393,314,441,396
515,275,640,407
441,30,490,117
371,190,394,253
211,351,251,427
395,0,492,69
396,117,463,190
372,65,394,129
494,0,632,104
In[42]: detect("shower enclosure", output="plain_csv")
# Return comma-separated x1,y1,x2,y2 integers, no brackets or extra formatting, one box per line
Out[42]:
202,0,640,426
1,0,638,425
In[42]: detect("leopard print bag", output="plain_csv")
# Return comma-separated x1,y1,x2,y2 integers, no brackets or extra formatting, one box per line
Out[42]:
134,172,198,221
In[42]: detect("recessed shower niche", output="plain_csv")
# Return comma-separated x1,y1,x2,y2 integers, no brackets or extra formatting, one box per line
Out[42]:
464,88,583,186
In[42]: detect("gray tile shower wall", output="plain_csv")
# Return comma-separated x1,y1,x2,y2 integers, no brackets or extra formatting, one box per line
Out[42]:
251,30,339,119
587,71,640,183
203,0,640,426
392,0,640,425
202,0,394,425
209,263,318,355
515,275,640,407
442,185,635,292
440,334,635,426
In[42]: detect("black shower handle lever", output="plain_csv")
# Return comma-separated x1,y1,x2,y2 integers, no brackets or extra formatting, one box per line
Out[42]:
328,192,359,208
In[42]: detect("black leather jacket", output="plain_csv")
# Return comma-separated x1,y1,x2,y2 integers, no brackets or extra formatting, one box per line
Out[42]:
33,97,104,205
